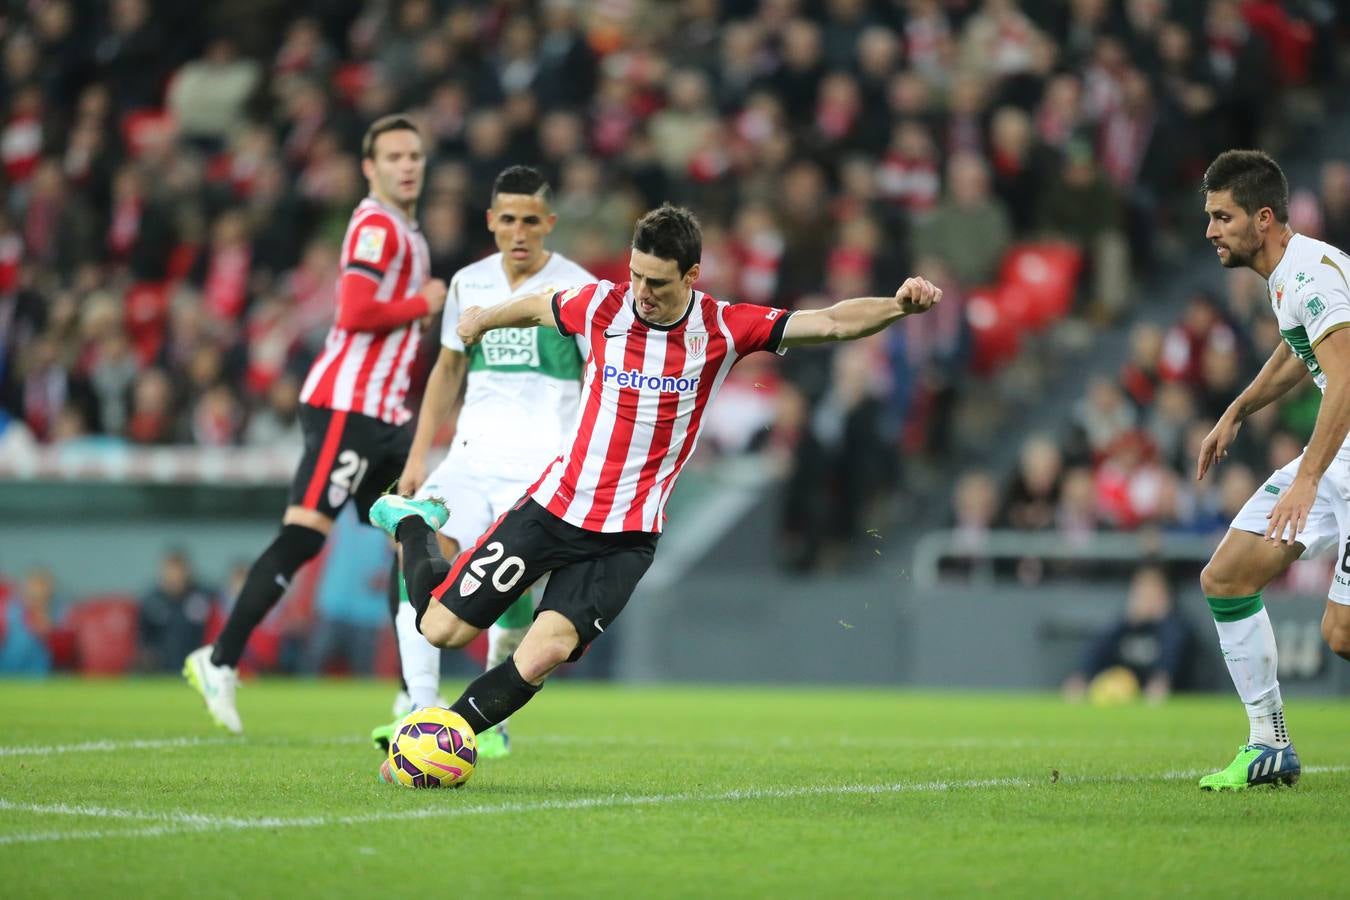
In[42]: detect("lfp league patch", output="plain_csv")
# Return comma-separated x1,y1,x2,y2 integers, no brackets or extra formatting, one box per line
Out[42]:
353,225,386,263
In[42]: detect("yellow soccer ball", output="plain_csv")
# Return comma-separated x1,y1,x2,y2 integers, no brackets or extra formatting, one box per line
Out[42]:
387,707,478,788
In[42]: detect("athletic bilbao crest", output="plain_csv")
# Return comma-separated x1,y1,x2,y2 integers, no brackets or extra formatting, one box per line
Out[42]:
327,484,349,509
459,573,481,597
685,333,706,359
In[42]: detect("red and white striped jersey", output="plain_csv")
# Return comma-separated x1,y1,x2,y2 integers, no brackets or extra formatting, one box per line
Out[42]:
299,196,430,425
530,280,792,533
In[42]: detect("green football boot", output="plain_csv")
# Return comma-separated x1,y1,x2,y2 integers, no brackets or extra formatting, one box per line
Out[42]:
476,722,511,759
371,717,400,752
1199,743,1301,791
368,494,449,537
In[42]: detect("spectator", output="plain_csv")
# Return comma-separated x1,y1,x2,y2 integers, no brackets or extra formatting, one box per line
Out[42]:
649,69,720,179
987,105,1052,236
1145,382,1198,471
1056,466,1099,544
1069,377,1138,463
0,567,57,676
1118,322,1164,411
912,152,1011,288
1037,138,1131,319
165,38,261,150
1319,160,1350,250
876,119,942,217
944,468,1000,579
1000,435,1064,531
139,548,215,672
959,0,1044,83
1062,565,1193,704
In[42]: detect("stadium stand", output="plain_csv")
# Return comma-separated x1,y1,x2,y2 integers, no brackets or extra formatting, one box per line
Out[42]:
0,1,1347,669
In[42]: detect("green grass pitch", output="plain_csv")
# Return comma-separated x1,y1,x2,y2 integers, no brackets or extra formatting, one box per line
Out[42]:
1,679,1348,898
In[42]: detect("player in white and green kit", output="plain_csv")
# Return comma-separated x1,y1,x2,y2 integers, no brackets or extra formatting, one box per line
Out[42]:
372,166,593,757
1195,150,1350,790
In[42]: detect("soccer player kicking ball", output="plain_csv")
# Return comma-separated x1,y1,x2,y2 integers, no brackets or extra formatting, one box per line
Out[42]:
367,205,940,765
1195,150,1350,790
183,115,446,733
370,166,594,758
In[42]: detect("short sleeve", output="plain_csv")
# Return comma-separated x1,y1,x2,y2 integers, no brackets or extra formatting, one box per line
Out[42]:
440,274,463,351
552,281,607,337
343,214,397,281
1294,257,1350,348
720,302,793,356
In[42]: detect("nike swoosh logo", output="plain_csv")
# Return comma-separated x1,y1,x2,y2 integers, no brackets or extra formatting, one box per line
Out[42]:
467,696,486,721
593,618,606,633
274,574,291,590
196,659,218,698
604,330,626,338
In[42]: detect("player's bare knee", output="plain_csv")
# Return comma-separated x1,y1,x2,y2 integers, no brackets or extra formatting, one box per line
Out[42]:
1200,561,1251,598
514,639,574,683
418,614,453,649
1323,627,1350,660
421,606,475,650
1321,616,1350,660
1199,562,1226,597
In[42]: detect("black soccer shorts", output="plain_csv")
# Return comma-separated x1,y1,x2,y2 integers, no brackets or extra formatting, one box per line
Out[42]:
431,498,658,659
288,404,412,523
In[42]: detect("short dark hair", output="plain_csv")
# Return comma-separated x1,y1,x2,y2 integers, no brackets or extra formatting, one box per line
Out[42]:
362,114,421,160
492,165,551,205
631,204,702,274
1201,150,1289,223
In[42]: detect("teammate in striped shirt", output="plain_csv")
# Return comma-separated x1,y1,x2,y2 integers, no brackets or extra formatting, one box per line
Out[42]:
185,115,446,734
369,204,940,749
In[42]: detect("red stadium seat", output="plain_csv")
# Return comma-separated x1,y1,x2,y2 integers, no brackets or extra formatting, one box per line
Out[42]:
993,281,1039,331
66,595,140,676
966,288,1021,375
999,242,1083,328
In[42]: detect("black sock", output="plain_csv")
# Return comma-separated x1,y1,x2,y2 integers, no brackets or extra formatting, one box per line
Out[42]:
386,554,406,693
396,517,450,630
212,524,326,667
450,656,541,733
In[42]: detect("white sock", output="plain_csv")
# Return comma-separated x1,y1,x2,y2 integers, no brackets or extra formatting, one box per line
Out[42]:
396,601,441,710
1247,700,1289,749
1213,605,1290,748
485,623,530,728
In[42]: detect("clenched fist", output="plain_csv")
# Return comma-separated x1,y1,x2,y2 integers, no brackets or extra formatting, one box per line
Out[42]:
897,277,942,315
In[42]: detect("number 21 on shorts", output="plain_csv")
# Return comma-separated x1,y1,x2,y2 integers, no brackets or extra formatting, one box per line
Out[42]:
328,449,368,509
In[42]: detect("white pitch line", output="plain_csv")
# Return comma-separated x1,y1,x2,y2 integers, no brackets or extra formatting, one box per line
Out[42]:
2,765,1345,848
0,735,369,758
0,734,1121,759
0,736,241,757
0,799,243,826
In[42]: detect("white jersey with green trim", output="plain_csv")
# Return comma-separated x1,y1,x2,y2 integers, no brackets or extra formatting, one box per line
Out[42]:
441,251,594,479
1268,234,1350,393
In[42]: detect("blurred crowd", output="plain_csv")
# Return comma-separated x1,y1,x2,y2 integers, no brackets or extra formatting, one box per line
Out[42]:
949,157,1350,588
0,0,1344,572
0,507,400,676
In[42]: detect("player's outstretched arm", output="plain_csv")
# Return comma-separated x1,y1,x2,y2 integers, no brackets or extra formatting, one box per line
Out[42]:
456,289,555,346
399,346,467,495
779,277,942,349
1196,342,1305,480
